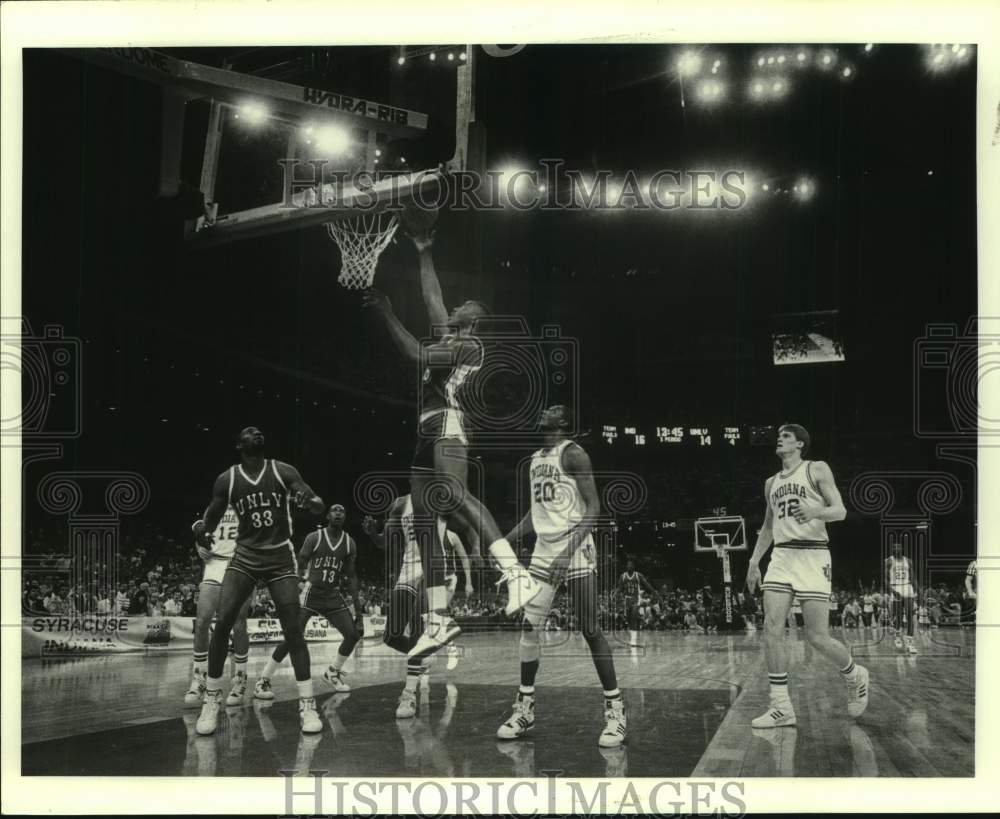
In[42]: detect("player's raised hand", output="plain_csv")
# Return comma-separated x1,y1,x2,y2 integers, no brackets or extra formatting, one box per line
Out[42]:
191,519,215,551
361,288,391,313
292,490,318,510
746,562,762,593
196,544,214,562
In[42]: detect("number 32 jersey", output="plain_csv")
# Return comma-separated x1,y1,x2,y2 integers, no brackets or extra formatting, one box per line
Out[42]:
227,459,294,548
768,460,829,548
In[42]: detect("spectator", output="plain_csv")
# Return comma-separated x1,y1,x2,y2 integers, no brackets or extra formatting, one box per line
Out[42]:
164,592,182,616
129,582,151,616
95,589,112,615
180,590,197,617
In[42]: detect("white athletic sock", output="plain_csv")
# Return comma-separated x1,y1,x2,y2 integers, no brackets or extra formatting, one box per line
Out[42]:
330,653,347,672
192,653,208,676
297,679,314,700
629,630,638,644
206,675,224,694
404,667,422,692
488,538,518,571
262,657,281,680
232,653,248,678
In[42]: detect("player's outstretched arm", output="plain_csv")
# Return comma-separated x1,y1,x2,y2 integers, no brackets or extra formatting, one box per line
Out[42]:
794,460,847,523
361,515,386,549
412,234,450,330
344,538,363,620
746,477,776,592
193,471,229,550
361,288,422,362
298,531,319,580
275,462,325,516
561,443,602,558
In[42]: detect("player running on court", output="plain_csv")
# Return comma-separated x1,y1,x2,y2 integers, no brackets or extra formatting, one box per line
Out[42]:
617,558,659,647
884,541,919,654
192,426,326,735
496,405,626,747
745,423,869,728
362,206,540,673
183,505,252,707
363,494,474,717
254,504,365,699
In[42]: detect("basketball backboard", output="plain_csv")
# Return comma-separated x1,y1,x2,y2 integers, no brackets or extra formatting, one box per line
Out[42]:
694,516,747,553
62,46,483,247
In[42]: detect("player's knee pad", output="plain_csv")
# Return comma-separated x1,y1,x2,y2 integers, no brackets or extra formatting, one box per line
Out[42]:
519,629,540,664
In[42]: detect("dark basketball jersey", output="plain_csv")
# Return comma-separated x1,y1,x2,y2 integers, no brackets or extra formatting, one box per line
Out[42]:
419,336,484,416
227,459,293,548
303,529,354,590
621,572,642,599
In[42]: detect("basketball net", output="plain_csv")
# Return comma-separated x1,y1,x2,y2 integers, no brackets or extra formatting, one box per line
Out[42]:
325,210,400,290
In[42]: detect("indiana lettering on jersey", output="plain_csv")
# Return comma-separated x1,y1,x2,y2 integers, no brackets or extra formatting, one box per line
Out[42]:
770,481,809,506
233,490,286,517
531,462,563,481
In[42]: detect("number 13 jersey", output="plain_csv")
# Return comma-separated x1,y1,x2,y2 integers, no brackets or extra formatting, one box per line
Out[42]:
227,459,294,548
768,460,828,548
530,440,585,540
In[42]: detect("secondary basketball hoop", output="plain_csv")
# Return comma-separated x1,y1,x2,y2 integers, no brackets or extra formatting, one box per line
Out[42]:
325,210,400,290
695,516,748,629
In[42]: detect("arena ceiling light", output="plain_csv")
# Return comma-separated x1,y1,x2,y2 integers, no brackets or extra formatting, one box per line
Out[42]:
313,125,353,156
676,50,703,77
794,48,810,66
696,79,726,105
235,102,268,125
817,49,838,70
793,177,815,201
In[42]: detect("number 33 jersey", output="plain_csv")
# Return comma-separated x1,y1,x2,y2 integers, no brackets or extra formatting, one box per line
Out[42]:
530,440,586,540
768,460,829,548
227,459,294,548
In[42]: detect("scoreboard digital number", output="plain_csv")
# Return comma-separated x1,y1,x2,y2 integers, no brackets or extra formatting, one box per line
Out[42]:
723,426,741,446
625,426,645,445
688,427,711,446
602,425,618,445
656,426,684,443
601,424,766,446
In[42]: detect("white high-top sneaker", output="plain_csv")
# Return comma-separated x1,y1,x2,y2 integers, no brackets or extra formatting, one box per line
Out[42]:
299,697,323,733
751,701,797,728
846,665,870,718
226,672,248,706
395,688,418,719
196,687,223,735
599,698,627,747
322,668,351,692
184,669,207,707
496,695,535,739
252,677,275,700
497,566,541,616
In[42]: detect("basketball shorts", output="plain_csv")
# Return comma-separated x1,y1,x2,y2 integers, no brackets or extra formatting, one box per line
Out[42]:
528,532,597,587
412,409,468,471
300,585,351,618
226,542,299,585
761,546,832,602
201,556,231,586
891,584,915,601
394,557,424,593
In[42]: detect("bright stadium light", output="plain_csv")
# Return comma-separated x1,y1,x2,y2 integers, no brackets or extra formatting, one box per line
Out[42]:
237,102,268,124
429,52,436,61
793,177,815,200
374,148,382,157
696,79,726,104
314,125,352,155
459,51,467,60
841,65,855,79
795,49,809,65
864,43,874,53
818,49,837,69
397,56,406,65
777,53,786,64
750,78,766,99
767,56,775,65
448,53,455,61
676,50,703,77
757,56,766,67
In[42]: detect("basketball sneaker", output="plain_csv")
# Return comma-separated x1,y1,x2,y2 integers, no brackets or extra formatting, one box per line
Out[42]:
893,635,903,650
497,566,541,616
599,699,627,747
253,677,275,700
226,672,248,706
299,697,323,733
497,695,535,739
396,689,418,719
195,688,223,735
906,638,917,656
184,669,207,707
846,665,870,718
446,644,461,671
322,668,351,693
751,702,797,728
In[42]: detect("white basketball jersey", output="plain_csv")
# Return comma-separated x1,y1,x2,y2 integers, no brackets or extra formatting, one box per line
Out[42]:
212,507,238,559
400,495,453,564
768,460,829,547
530,440,586,539
889,556,911,586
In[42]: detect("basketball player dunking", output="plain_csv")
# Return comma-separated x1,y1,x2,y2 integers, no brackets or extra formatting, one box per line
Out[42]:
363,494,473,717
362,210,540,671
617,559,658,647
192,426,326,735
496,405,626,747
884,542,918,654
183,505,252,708
745,424,869,728
253,504,365,699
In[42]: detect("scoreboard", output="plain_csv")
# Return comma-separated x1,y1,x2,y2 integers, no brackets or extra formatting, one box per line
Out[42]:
600,424,772,447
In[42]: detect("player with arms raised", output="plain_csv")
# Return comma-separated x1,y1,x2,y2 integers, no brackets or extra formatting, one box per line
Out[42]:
362,206,540,673
746,424,869,728
254,504,365,698
496,405,626,747
183,505,252,708
884,541,919,654
192,426,326,735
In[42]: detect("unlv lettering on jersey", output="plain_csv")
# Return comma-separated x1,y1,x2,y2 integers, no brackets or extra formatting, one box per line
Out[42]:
234,491,284,516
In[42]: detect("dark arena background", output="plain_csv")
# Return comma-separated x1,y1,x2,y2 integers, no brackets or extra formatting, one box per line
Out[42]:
17,43,977,779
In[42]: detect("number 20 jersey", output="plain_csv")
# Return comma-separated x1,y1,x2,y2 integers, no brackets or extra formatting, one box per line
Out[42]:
768,460,828,548
530,440,585,541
